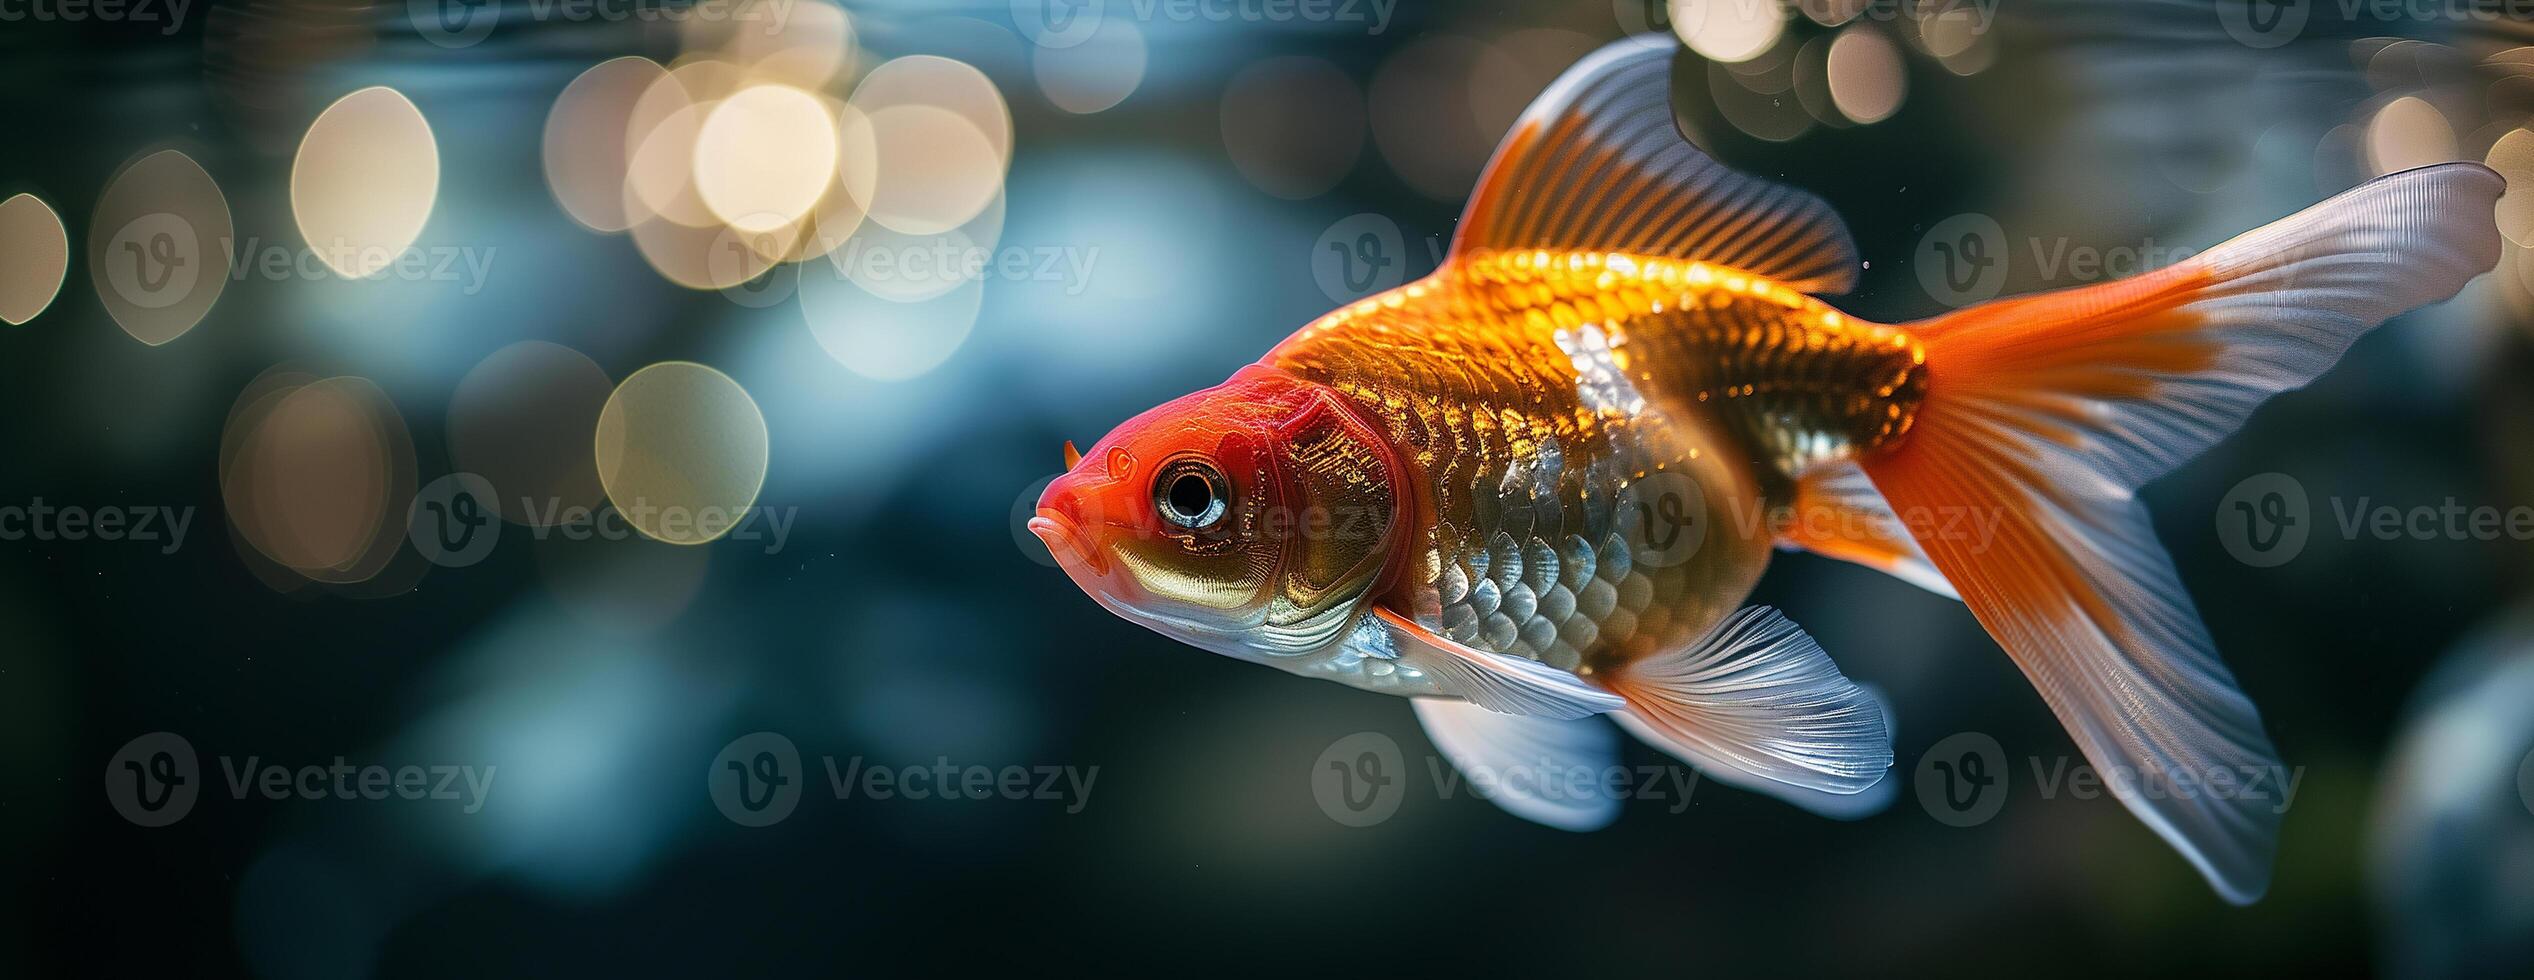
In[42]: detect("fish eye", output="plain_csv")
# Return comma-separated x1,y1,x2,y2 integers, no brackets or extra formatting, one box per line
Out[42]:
1154,458,1230,531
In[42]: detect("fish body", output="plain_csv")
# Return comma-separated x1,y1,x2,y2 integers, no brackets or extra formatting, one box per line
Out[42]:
1267,249,1927,683
1031,35,2503,901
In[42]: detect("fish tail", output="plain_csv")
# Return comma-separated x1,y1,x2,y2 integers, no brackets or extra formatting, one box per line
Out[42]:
1857,163,2502,903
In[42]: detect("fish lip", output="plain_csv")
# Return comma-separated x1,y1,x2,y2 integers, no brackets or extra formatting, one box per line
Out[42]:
1029,511,1108,577
1035,511,1273,660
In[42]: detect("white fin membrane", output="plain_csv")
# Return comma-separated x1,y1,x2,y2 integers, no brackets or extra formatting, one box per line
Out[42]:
1603,606,1893,797
1413,698,1623,831
1863,163,2504,903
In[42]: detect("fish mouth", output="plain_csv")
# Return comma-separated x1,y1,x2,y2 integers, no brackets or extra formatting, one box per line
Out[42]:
1029,510,1108,577
1032,509,1274,662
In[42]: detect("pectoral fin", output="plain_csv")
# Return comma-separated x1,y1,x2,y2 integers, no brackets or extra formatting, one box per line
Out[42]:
1413,698,1622,831
1604,606,1892,797
1373,606,1625,721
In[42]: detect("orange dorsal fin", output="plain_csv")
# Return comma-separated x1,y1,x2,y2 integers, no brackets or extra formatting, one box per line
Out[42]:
1450,35,1859,295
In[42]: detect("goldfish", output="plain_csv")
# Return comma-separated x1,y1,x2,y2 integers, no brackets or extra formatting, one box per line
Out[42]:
1029,35,2501,903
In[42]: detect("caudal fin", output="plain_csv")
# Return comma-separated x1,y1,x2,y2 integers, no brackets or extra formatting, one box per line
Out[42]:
1860,163,2503,903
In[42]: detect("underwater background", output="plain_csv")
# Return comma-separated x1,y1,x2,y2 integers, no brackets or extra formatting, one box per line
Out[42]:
5,0,2534,975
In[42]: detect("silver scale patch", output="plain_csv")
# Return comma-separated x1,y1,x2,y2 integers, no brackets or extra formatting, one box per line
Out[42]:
1427,324,1665,670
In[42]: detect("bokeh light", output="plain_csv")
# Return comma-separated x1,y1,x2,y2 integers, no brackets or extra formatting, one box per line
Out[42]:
849,55,1014,170
291,86,440,279
1915,0,1995,74
544,57,670,234
0,192,68,326
1791,33,1844,127
2370,95,2461,175
592,361,770,546
1674,0,1788,65
88,148,233,346
624,89,719,229
219,372,416,584
790,101,880,263
2486,128,2534,247
545,43,1020,298
594,54,831,292
860,105,1004,236
695,84,842,234
1828,27,1907,124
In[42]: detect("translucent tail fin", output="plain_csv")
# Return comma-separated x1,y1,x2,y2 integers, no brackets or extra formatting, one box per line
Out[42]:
1860,163,2502,903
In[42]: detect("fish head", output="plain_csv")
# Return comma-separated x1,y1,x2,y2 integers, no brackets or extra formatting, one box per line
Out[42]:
1032,365,1405,662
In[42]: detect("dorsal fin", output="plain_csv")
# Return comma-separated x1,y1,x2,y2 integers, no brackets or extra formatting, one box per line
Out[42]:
1451,34,1860,295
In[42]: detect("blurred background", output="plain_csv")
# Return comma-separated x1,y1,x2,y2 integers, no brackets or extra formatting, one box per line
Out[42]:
6,0,2534,975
